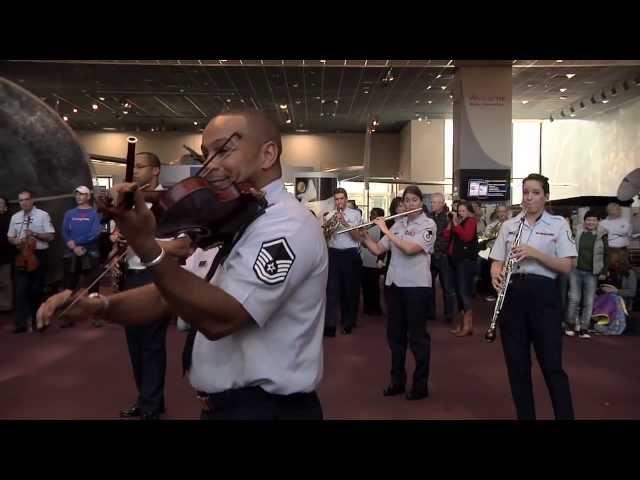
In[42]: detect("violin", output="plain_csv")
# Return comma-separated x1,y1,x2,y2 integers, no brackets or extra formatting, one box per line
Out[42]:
15,216,39,272
134,132,268,250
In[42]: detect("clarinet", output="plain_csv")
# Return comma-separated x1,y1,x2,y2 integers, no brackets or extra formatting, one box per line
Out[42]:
484,212,527,343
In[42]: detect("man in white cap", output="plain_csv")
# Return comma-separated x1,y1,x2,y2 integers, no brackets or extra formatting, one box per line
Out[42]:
60,185,103,327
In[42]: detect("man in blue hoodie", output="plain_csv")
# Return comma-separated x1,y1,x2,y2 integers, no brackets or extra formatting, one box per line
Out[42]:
61,185,102,327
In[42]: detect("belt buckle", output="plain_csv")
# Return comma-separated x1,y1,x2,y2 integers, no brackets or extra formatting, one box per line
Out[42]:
197,393,212,412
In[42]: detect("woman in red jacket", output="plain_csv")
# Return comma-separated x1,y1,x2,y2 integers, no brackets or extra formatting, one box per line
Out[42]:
444,201,478,336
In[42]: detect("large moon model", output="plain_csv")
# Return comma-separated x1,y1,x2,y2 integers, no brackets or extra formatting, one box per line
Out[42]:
1,76,95,284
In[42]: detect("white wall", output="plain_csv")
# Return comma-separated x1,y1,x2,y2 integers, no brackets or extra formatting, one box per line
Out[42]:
77,130,400,181
541,98,640,200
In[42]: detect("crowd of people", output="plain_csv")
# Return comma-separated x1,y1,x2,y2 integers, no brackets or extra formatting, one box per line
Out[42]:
2,109,638,421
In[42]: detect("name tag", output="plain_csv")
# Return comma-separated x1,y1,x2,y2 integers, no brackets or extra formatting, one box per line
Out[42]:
405,230,415,237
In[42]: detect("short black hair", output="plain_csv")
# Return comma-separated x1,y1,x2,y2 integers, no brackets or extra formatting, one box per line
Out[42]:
136,152,161,168
523,173,550,195
584,210,600,221
371,207,385,218
334,188,348,198
389,197,403,216
457,200,475,214
215,109,282,164
18,190,33,199
402,185,423,201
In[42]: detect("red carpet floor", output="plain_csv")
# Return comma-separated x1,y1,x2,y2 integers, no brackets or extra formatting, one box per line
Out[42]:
1,292,639,420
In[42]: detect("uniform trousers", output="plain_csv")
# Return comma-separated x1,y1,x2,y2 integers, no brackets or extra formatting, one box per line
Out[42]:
500,273,575,420
385,284,432,392
199,387,323,420
14,250,48,331
123,268,168,415
325,248,361,329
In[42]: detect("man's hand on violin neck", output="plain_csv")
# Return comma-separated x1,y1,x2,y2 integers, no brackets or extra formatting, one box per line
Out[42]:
109,182,158,260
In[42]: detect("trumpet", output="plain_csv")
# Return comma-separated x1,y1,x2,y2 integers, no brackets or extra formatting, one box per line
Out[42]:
336,207,424,234
322,208,343,241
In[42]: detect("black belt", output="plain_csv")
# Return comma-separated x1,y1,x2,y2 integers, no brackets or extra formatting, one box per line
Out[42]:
329,248,359,254
126,268,149,274
196,386,314,413
510,273,554,282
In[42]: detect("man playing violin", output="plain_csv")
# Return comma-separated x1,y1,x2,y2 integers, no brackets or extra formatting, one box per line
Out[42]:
38,110,328,420
7,190,55,334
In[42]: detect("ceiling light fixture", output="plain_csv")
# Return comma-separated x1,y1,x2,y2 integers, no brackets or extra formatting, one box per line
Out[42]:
521,100,529,104
193,121,198,125
427,100,432,104
98,97,105,101
426,86,432,90
560,95,568,100
92,104,98,110
602,99,609,104
566,73,576,79
286,119,292,124
62,115,68,121
436,74,442,79
123,110,128,115
560,88,567,93
73,108,78,113
440,86,446,90
296,129,309,133
570,113,576,117
555,60,564,63
280,104,288,109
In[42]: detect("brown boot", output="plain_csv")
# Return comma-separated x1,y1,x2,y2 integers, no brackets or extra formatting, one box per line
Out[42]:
455,310,473,337
449,314,464,335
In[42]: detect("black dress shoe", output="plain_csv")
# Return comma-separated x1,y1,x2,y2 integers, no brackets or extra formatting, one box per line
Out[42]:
324,326,336,338
342,326,353,335
406,389,429,401
119,406,141,418
141,411,161,421
383,384,406,396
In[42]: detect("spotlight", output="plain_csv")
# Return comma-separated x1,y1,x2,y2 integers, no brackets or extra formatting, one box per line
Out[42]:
623,81,630,91
580,101,585,109
98,97,105,101
427,100,432,104
193,121,198,126
92,104,98,110
561,110,566,117
62,115,68,121
566,73,576,79
590,96,597,104
280,104,288,109
73,108,78,113
611,87,617,96
426,86,432,90
549,115,554,122
123,110,128,115
285,119,292,124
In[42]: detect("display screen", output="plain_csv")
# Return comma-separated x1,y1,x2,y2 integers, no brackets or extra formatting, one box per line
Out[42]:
467,178,509,200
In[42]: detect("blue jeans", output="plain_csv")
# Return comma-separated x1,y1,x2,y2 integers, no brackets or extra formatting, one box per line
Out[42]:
566,269,597,331
451,258,476,312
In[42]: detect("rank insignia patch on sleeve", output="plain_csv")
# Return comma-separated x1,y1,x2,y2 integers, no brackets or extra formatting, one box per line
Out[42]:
253,238,296,285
